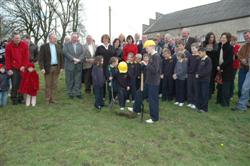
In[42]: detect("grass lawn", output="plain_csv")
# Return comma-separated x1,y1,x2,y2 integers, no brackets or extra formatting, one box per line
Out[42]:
0,71,250,166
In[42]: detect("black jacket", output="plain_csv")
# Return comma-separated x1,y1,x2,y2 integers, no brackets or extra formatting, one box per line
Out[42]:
95,45,116,77
162,58,176,77
196,56,212,82
183,37,197,53
217,42,234,81
187,55,200,75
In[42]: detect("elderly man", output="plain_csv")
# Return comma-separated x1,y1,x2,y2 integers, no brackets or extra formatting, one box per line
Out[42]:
181,28,196,53
39,33,64,105
163,33,176,55
5,32,29,105
238,30,250,98
23,35,38,63
137,35,148,55
63,32,85,99
82,35,96,94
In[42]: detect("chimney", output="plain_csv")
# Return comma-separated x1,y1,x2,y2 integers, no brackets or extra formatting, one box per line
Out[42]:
155,12,163,20
149,18,156,25
142,24,149,33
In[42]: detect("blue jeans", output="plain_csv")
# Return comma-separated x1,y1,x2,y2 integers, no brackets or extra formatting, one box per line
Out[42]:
133,84,159,121
0,91,8,106
236,71,250,111
238,68,249,97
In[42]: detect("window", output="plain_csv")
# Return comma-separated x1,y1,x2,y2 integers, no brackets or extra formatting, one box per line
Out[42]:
237,30,250,43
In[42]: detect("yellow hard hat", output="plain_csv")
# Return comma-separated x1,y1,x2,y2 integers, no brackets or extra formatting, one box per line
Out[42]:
143,40,156,48
118,61,128,73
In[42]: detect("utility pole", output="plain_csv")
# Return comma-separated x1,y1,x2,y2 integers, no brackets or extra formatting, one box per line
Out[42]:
108,0,111,38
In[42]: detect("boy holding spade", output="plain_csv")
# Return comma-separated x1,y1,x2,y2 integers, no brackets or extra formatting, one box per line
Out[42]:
128,40,162,124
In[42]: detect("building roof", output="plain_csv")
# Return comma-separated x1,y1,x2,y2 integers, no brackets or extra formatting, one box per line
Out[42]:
143,0,250,34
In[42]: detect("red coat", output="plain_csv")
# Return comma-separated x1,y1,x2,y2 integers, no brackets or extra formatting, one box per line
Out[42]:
5,41,29,70
122,44,138,61
232,44,241,69
18,70,39,96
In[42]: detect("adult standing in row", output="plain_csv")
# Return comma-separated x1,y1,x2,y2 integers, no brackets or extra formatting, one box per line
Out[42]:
5,32,29,105
113,38,123,61
119,33,126,49
202,32,218,98
63,32,84,99
95,34,116,98
39,33,64,105
230,35,241,98
163,33,176,55
122,35,138,61
181,28,196,54
23,35,38,63
83,35,97,94
238,30,250,98
216,32,234,107
137,35,148,55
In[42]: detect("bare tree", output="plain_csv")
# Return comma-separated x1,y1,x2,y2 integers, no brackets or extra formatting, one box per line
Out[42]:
47,0,86,45
0,0,86,45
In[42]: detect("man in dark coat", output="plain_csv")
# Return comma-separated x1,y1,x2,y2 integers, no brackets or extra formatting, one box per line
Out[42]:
181,28,197,53
39,33,64,105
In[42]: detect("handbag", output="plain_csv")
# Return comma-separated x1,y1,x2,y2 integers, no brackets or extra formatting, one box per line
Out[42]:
215,71,223,84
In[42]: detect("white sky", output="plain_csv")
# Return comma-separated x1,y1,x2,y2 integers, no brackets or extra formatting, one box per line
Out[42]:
83,0,219,44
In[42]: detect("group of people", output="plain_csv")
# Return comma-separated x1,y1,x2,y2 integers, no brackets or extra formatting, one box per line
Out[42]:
0,28,249,124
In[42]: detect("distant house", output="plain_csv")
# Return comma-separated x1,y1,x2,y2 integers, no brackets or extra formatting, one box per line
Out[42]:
142,0,250,42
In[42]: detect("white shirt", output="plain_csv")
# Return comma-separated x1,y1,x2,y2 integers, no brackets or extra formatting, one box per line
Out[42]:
101,43,109,50
73,43,77,54
88,44,95,57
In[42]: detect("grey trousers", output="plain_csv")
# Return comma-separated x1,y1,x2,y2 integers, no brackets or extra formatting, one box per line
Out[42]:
65,68,82,97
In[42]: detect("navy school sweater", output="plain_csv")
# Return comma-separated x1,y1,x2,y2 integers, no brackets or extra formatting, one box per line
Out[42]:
145,53,162,85
162,58,176,77
196,56,212,82
92,65,105,87
187,55,200,75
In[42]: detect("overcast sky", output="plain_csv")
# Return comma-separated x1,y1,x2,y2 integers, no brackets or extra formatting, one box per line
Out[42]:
83,0,219,44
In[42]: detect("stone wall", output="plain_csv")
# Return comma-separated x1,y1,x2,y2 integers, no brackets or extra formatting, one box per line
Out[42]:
144,17,250,42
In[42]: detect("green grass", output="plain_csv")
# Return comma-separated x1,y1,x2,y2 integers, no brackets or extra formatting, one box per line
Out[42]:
0,72,250,166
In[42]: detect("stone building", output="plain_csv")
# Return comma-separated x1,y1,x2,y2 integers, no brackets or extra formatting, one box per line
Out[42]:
142,0,250,43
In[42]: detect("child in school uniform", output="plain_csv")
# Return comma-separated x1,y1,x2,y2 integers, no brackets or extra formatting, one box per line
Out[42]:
173,52,188,107
195,47,212,112
18,63,39,107
173,40,192,61
92,56,105,110
187,43,200,109
126,52,136,103
107,57,119,103
161,48,176,101
134,53,142,90
115,61,130,111
0,64,10,107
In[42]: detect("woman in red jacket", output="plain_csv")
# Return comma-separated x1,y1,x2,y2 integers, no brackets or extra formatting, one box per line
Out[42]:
18,63,39,107
122,35,138,61
230,35,241,98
